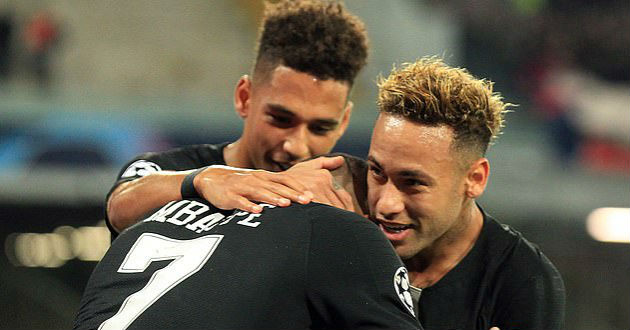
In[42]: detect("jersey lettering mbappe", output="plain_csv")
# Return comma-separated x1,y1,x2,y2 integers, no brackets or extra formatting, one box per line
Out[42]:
144,200,275,233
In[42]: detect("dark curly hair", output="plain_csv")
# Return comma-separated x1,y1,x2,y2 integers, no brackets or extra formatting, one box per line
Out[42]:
253,0,368,86
378,57,512,158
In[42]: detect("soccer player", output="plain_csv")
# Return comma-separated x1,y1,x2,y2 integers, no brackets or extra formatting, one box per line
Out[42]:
365,57,565,329
106,0,369,236
196,57,567,330
73,156,422,330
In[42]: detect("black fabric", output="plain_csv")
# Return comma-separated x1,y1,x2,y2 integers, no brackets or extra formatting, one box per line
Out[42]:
74,201,422,330
180,166,208,199
104,143,230,238
416,206,566,330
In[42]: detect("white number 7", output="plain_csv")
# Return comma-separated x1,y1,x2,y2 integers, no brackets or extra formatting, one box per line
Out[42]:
99,233,223,330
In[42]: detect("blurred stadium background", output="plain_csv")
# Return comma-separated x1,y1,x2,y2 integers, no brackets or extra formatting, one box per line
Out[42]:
0,1,628,329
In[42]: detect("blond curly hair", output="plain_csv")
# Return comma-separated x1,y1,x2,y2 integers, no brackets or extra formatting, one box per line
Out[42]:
377,57,511,157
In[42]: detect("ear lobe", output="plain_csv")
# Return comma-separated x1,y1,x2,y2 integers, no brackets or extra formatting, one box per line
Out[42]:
465,158,489,199
234,75,252,119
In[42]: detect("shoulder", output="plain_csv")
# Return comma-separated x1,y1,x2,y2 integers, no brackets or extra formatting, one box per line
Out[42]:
147,143,227,165
258,202,368,227
479,213,566,328
119,143,229,176
482,214,564,293
299,203,389,251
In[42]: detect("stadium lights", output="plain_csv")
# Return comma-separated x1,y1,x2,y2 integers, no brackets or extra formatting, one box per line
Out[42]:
5,222,111,268
586,207,630,243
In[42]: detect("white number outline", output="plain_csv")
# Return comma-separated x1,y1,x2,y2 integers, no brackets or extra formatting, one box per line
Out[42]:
99,233,223,330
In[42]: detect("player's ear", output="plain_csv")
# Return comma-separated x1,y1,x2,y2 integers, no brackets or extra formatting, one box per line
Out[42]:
234,75,252,119
464,157,489,199
335,101,353,138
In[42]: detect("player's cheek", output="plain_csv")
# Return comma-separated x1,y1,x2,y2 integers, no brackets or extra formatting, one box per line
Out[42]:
311,134,336,154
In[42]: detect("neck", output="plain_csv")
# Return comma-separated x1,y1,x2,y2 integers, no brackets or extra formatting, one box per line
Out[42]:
406,202,484,288
222,139,252,168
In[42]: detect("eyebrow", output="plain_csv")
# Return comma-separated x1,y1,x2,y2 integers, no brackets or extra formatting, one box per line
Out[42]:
267,103,340,127
367,156,435,185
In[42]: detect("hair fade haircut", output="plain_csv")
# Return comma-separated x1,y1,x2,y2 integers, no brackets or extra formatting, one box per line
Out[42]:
253,0,368,86
377,57,511,158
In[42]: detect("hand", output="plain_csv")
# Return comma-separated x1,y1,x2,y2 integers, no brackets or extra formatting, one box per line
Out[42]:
285,156,354,212
192,156,354,213
193,165,314,214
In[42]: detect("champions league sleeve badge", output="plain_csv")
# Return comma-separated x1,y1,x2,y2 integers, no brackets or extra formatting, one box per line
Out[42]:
121,160,162,178
393,266,415,317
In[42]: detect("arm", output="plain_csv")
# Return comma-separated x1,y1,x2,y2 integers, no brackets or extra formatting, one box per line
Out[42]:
107,171,189,233
108,156,353,233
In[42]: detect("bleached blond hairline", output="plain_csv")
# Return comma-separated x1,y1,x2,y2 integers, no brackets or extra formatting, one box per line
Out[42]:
377,57,512,158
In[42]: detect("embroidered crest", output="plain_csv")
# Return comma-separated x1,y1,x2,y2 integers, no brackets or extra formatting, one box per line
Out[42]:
121,160,162,178
393,266,415,317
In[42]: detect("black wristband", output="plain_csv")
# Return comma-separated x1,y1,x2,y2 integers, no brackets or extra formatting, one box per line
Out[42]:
181,167,208,199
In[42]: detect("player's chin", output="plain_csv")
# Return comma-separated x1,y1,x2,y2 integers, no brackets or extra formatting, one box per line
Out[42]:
394,246,417,261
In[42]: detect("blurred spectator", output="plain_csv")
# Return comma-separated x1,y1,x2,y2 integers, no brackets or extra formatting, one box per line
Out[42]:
23,10,59,90
520,31,582,166
447,0,629,172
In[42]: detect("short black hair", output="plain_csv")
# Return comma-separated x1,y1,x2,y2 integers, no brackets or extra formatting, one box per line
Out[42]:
253,0,369,86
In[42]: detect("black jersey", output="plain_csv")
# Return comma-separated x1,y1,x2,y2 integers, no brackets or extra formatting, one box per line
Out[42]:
75,200,422,330
416,206,565,330
105,143,230,237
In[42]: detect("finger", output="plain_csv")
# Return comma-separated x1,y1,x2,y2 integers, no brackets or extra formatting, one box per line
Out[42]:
267,174,313,204
234,186,293,207
317,155,345,170
263,181,312,205
290,156,343,171
233,196,263,213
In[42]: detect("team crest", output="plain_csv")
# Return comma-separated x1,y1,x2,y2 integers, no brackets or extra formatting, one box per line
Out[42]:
393,266,415,317
121,160,162,178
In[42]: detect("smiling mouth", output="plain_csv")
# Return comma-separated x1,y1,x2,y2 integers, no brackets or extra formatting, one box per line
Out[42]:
372,219,414,233
380,223,414,233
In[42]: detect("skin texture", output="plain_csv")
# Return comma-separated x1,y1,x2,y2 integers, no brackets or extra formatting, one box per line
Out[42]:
366,113,488,288
225,65,353,172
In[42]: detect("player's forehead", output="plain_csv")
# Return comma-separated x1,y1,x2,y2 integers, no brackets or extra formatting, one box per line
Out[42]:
258,65,349,120
265,102,342,126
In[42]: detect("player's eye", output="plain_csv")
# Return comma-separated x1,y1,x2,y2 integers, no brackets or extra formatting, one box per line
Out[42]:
309,124,334,136
369,164,385,180
268,113,292,127
404,179,425,187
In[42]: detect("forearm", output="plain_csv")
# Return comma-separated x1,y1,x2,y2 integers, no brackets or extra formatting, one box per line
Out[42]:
107,171,190,232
